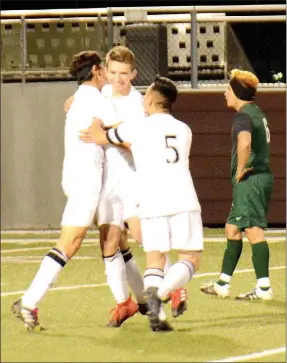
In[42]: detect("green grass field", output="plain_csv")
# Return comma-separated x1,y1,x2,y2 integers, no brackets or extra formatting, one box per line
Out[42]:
1,229,286,362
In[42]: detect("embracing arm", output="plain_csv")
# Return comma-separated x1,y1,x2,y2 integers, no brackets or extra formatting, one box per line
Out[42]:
79,118,131,149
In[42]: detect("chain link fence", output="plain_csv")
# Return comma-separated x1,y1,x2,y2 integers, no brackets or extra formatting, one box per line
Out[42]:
0,7,286,87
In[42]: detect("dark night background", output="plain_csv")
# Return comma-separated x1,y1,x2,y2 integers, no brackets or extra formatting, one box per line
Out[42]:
1,0,286,82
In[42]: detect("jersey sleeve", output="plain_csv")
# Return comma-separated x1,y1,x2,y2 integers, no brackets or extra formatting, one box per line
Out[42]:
106,122,135,144
233,113,252,136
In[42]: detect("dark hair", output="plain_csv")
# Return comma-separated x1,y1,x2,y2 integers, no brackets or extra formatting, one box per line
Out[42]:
69,50,103,85
151,75,178,110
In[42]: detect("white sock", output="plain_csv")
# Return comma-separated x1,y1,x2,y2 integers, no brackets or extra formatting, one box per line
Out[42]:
144,268,166,321
157,260,195,300
219,273,232,284
256,277,271,289
122,249,145,303
22,248,68,309
143,268,164,290
163,255,172,275
104,251,129,304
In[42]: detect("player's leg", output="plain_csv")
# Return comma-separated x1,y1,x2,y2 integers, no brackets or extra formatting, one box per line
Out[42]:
141,217,173,332
119,230,147,313
126,213,172,273
97,194,139,327
12,190,99,331
235,173,274,300
201,185,244,297
156,212,203,309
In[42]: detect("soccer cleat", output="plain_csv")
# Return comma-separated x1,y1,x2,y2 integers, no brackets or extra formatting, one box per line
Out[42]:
153,319,174,332
200,281,230,298
106,295,139,327
169,288,188,318
146,287,173,332
235,287,273,301
138,303,149,316
12,299,46,331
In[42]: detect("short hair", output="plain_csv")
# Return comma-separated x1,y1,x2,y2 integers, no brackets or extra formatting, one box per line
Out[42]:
105,46,135,70
151,75,178,110
69,50,102,80
230,69,259,89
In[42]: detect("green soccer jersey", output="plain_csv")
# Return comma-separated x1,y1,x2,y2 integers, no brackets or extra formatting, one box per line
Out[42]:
231,103,272,180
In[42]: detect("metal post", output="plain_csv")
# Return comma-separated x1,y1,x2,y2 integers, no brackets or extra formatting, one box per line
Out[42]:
190,6,198,88
107,7,113,51
20,16,27,93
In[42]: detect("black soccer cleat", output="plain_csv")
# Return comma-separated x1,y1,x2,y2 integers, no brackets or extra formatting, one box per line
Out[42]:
138,303,149,316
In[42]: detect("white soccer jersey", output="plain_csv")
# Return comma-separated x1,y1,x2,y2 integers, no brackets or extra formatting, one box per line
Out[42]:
108,113,201,218
97,84,145,224
62,85,118,195
101,84,145,170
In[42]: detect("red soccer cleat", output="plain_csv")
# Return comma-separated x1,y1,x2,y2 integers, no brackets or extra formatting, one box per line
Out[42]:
169,287,188,318
106,295,139,327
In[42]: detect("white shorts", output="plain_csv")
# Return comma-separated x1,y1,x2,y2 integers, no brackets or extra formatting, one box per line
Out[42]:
61,185,102,227
97,163,138,228
96,184,124,229
61,162,102,227
141,211,204,253
120,168,139,221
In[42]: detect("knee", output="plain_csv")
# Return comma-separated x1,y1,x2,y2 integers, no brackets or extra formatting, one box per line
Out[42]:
225,223,241,240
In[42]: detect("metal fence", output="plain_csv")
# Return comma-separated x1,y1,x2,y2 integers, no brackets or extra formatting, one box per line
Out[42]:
1,5,286,88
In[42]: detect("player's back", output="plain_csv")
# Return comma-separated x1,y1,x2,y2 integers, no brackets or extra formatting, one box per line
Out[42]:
64,85,116,164
131,113,201,218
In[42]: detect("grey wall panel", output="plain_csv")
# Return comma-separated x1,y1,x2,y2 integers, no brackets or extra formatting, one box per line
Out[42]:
1,84,285,228
1,82,77,229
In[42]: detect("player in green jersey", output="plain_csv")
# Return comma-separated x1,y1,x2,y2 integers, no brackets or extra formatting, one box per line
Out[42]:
200,69,274,300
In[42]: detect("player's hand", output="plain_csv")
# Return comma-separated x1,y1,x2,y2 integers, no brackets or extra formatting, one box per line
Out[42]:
236,167,253,183
78,127,94,143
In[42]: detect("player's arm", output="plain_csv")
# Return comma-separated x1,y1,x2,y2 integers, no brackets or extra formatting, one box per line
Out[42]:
64,95,75,113
234,113,253,182
79,118,131,148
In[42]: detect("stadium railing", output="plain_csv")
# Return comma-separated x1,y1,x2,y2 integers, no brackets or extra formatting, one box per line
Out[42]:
1,4,286,88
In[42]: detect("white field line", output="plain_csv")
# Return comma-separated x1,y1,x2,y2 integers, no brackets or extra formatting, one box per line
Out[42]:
1,265,285,297
1,236,285,246
208,346,286,362
2,229,286,234
0,238,132,244
1,242,98,253
1,256,96,263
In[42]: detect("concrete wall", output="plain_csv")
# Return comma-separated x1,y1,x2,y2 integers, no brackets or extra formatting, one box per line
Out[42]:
173,91,286,225
1,82,77,229
1,83,285,228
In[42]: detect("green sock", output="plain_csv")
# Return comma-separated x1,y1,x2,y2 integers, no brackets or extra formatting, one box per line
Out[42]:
252,241,270,284
217,239,243,286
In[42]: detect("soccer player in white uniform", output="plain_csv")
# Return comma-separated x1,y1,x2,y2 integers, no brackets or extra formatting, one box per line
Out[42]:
11,50,119,331
96,47,147,327
79,75,204,332
62,47,147,327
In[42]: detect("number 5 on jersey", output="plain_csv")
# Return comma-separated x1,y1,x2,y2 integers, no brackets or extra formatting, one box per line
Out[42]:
165,135,179,163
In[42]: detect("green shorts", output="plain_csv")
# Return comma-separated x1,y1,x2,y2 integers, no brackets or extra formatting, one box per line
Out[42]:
227,173,274,230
